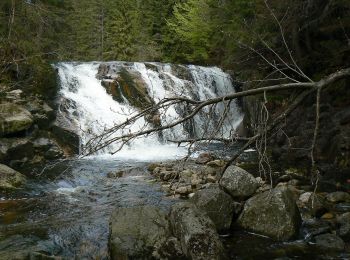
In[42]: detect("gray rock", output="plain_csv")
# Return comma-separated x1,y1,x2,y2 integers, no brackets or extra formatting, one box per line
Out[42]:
337,212,350,241
302,219,331,239
306,193,327,217
170,202,224,260
237,187,301,241
334,202,350,213
0,163,26,191
206,160,225,168
107,171,124,178
191,185,235,232
314,233,345,251
219,166,258,198
179,169,194,183
196,152,214,164
157,237,185,259
109,206,171,259
0,103,33,136
299,192,312,205
33,138,64,160
326,191,350,203
175,185,192,196
51,118,80,155
29,252,62,260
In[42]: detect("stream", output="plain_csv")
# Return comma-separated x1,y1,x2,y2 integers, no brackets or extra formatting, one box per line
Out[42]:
0,157,180,259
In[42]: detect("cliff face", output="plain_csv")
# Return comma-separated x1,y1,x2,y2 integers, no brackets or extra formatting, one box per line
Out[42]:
243,79,350,188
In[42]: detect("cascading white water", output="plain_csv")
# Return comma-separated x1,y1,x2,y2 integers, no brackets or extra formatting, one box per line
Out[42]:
56,62,243,159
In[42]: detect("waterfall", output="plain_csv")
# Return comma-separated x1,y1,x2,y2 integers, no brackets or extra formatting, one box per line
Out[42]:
55,62,243,158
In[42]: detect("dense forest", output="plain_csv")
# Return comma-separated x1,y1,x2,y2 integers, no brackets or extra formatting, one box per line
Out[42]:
0,0,349,94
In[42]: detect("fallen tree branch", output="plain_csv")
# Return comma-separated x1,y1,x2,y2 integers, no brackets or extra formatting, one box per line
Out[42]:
83,67,350,156
222,89,315,173
167,136,251,145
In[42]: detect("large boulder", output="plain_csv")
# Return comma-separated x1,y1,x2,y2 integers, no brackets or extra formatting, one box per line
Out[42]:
314,233,345,251
326,192,350,203
33,138,64,160
109,206,171,259
51,117,80,155
0,163,26,191
337,212,350,241
169,202,224,260
219,166,258,198
0,103,33,136
98,64,153,110
237,187,301,241
0,138,34,163
191,184,235,232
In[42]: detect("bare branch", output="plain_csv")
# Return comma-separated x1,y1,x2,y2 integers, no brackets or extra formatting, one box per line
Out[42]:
83,67,350,156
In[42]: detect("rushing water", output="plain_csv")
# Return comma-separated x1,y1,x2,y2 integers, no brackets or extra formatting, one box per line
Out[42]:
0,158,176,259
56,62,243,155
0,62,244,258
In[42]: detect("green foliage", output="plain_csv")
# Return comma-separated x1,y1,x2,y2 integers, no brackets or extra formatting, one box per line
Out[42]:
0,0,349,97
0,0,70,96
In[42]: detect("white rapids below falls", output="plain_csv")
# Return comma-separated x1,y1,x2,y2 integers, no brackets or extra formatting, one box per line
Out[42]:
56,62,243,160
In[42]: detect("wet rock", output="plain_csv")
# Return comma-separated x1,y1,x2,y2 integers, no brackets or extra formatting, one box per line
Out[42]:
33,138,64,160
0,103,33,136
237,187,302,241
206,160,225,168
109,206,170,259
29,252,62,260
161,171,178,181
277,174,292,183
51,119,80,155
334,202,350,213
255,177,265,186
205,175,217,183
161,184,171,194
148,163,161,172
175,185,192,196
219,166,258,198
0,137,34,163
5,89,23,101
299,192,312,205
306,193,327,217
321,212,334,219
337,212,350,241
256,184,272,193
326,191,350,203
196,152,214,165
44,145,64,160
314,233,345,251
28,100,55,129
302,219,331,239
191,174,203,187
179,169,194,183
157,237,185,259
191,184,235,232
170,202,224,259
0,163,26,191
107,171,124,178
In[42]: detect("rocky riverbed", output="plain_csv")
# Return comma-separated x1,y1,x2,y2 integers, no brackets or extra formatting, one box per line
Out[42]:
104,153,350,259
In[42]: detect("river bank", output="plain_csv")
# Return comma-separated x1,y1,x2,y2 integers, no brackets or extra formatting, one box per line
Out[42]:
1,153,349,259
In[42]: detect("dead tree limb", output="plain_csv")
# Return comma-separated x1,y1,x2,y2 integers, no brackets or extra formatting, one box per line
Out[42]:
83,68,350,156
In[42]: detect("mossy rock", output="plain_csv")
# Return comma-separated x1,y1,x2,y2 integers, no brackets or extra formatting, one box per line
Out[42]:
0,103,33,137
0,163,26,191
117,68,153,109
